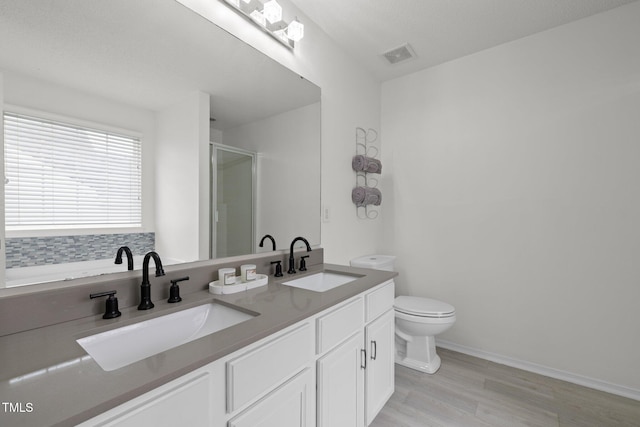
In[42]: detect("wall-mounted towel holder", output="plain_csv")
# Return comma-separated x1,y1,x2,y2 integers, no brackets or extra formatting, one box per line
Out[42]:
352,127,381,219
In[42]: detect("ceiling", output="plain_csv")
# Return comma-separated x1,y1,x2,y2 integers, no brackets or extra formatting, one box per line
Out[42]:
292,0,639,82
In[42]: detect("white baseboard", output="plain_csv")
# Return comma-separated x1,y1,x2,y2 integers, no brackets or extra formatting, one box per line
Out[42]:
436,339,640,401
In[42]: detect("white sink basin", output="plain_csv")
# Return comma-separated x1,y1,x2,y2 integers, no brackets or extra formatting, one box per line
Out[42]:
282,271,358,292
77,302,256,371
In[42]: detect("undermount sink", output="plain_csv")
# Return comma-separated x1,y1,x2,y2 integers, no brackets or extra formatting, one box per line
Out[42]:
77,302,256,371
282,271,359,292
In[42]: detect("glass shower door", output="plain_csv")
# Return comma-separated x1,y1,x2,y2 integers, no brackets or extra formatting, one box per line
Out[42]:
211,144,256,258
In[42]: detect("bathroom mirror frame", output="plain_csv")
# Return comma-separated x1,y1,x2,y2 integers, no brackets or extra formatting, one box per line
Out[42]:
0,0,321,289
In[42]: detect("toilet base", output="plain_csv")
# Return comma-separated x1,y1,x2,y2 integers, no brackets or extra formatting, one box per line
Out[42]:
395,353,441,374
394,332,443,374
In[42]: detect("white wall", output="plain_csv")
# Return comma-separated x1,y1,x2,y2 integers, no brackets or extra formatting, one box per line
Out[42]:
223,103,321,251
382,2,640,395
177,0,384,264
155,91,210,262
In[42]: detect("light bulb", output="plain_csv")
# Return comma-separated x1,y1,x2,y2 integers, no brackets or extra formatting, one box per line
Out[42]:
286,19,304,41
249,9,266,26
263,0,282,24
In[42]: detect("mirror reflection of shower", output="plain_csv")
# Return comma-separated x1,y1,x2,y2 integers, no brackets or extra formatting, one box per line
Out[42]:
211,144,256,258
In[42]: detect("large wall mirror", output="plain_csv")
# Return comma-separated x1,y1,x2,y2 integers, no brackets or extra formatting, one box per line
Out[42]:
0,0,321,288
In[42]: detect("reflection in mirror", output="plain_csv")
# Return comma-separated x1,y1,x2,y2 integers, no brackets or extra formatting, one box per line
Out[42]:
212,144,256,258
0,0,320,288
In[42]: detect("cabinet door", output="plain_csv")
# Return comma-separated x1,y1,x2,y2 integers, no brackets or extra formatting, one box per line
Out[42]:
77,371,211,427
227,323,313,412
365,309,395,425
317,331,365,427
228,368,314,427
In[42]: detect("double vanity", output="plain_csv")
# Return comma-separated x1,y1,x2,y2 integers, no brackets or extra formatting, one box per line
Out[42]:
0,251,397,427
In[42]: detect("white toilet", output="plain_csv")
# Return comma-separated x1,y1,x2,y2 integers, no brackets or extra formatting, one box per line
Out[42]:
350,254,456,374
394,296,455,374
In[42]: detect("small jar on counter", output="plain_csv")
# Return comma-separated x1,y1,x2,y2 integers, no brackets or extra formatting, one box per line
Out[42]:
240,264,257,282
218,268,236,285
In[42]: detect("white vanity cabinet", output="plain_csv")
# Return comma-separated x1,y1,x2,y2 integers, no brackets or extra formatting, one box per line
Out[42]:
315,296,366,427
364,309,395,425
224,323,315,426
363,281,396,424
228,368,315,427
76,369,213,427
78,279,395,427
315,279,395,427
226,323,314,413
317,330,365,427
78,321,314,427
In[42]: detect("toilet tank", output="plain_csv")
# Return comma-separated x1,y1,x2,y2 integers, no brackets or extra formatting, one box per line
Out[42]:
350,255,396,271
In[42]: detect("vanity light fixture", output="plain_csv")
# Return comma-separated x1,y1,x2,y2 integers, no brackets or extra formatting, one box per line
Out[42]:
221,0,304,49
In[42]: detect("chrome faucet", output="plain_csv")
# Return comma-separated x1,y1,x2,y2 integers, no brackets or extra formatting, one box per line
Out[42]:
138,251,165,310
259,234,277,251
287,236,311,274
114,246,134,271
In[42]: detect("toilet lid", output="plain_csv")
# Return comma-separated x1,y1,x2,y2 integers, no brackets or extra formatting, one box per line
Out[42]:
394,296,455,317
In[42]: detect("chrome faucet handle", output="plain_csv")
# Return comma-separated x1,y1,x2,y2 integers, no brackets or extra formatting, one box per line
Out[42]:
90,290,122,319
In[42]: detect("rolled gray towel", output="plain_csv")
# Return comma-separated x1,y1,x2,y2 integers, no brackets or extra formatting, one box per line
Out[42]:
352,155,382,174
352,186,382,207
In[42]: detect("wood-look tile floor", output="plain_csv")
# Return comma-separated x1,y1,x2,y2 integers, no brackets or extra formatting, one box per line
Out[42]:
370,348,640,427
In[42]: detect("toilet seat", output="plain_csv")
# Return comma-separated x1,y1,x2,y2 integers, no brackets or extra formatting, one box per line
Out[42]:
394,296,455,318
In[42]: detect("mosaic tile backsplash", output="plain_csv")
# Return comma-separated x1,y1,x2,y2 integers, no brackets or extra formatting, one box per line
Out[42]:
6,233,155,268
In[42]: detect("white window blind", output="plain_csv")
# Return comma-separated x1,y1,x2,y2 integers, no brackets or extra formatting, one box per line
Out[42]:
4,112,142,229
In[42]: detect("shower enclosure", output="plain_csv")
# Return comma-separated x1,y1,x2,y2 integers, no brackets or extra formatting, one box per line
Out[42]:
210,144,256,258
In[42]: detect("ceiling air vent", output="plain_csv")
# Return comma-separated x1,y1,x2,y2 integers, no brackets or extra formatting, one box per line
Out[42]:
381,43,416,65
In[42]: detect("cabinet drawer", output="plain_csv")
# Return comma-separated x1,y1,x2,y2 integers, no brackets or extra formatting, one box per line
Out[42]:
226,323,313,413
316,297,364,354
365,280,395,323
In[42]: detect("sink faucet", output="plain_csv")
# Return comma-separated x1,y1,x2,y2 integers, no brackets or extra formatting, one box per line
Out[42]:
259,234,277,251
288,236,312,274
138,251,165,310
114,246,134,271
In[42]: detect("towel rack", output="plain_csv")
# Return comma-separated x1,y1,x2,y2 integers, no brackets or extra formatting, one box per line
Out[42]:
353,127,380,219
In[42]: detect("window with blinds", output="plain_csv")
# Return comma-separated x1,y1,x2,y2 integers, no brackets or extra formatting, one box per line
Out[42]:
3,111,142,229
